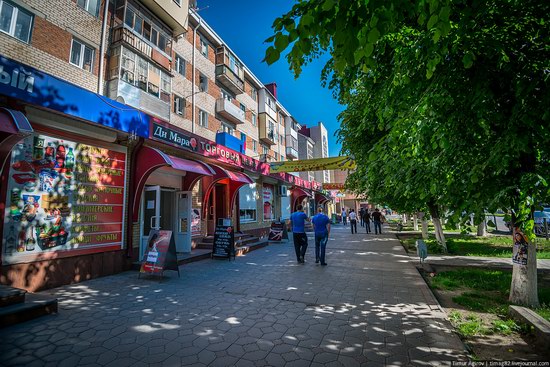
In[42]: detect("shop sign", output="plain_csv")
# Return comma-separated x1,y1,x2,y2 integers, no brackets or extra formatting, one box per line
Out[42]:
263,184,274,221
151,122,198,151
2,133,127,265
323,183,345,190
0,56,150,137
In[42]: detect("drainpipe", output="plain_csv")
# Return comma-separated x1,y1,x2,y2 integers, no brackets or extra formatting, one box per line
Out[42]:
191,12,202,134
97,0,110,95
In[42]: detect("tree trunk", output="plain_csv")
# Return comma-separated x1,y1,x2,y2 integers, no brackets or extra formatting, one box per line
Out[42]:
402,214,408,225
477,218,487,237
421,218,428,239
509,225,539,307
428,203,447,252
413,213,419,231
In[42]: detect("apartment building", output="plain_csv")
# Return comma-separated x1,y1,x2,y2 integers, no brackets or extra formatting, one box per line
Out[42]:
0,0,321,291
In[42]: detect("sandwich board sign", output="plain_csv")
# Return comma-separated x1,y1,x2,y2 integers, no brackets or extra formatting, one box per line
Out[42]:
212,224,235,260
140,230,180,278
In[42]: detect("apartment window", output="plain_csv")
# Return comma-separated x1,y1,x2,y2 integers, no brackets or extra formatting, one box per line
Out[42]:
200,37,208,57
250,86,257,101
251,113,257,126
124,5,170,54
160,72,171,102
199,73,208,92
0,1,33,43
252,140,257,152
77,0,100,16
274,152,279,160
221,122,234,135
175,54,185,76
221,89,232,101
173,94,184,115
262,145,268,155
70,38,95,72
147,63,160,97
199,109,208,128
240,103,246,113
280,135,284,145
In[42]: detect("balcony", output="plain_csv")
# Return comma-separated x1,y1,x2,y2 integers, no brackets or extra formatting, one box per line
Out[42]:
215,65,244,95
216,132,245,153
259,113,277,146
140,0,189,35
286,146,298,160
215,98,245,124
111,26,171,71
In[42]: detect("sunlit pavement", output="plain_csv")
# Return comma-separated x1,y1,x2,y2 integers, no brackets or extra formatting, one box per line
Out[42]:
0,225,467,366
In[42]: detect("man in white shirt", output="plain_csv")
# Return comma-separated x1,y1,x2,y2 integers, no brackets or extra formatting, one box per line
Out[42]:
349,209,358,234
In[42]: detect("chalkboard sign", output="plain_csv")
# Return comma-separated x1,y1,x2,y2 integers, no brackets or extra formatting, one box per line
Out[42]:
140,230,180,278
269,222,284,242
212,225,235,260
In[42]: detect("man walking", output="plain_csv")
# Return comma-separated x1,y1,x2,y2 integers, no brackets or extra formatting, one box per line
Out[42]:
312,207,331,266
341,207,347,226
291,204,309,264
363,209,371,233
349,209,358,234
359,207,365,227
372,208,383,234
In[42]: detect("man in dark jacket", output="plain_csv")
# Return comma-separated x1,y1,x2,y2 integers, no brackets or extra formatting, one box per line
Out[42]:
363,210,371,233
359,207,365,227
372,208,383,234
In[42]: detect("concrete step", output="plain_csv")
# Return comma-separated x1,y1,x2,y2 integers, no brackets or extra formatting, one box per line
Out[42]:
235,239,269,256
196,242,213,249
235,236,260,247
0,293,58,328
0,285,26,308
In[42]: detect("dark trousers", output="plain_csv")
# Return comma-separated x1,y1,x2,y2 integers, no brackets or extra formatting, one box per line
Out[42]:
350,219,357,234
374,220,382,234
360,217,364,227
342,216,347,225
315,234,328,264
365,221,371,233
293,232,308,262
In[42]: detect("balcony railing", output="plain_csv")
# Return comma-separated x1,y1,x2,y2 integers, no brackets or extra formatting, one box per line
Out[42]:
215,98,245,124
285,146,298,159
259,113,277,146
215,65,244,95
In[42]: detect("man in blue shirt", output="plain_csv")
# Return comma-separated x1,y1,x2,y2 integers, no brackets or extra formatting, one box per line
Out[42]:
312,207,331,266
290,204,310,264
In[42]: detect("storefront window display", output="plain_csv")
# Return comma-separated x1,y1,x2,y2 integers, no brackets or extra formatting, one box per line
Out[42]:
2,133,127,265
263,184,274,221
239,183,257,223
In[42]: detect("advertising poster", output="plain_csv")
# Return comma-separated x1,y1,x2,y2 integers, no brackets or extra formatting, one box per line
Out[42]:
140,230,178,275
512,228,529,266
2,133,127,264
191,208,201,236
263,184,274,221
268,222,284,242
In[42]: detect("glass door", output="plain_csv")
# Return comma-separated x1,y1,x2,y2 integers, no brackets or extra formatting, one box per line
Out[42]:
140,185,161,258
176,191,192,253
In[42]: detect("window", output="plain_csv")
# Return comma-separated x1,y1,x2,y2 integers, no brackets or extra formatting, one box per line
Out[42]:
173,95,184,115
252,140,257,152
239,184,257,223
199,109,208,127
262,145,268,155
77,0,100,16
221,89,232,101
280,135,284,145
119,47,171,102
124,5,170,54
240,103,246,113
199,73,208,92
250,85,257,101
175,54,185,76
0,1,33,43
274,152,279,160
200,37,208,57
251,113,257,126
221,122,234,135
70,38,95,72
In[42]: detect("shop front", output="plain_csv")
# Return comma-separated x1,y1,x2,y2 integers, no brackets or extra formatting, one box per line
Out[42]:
0,56,151,291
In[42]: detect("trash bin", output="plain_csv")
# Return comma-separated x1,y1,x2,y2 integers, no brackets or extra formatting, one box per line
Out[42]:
331,214,337,224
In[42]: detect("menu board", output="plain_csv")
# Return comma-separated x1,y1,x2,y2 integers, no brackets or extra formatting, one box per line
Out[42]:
2,133,127,264
212,225,235,259
140,230,179,276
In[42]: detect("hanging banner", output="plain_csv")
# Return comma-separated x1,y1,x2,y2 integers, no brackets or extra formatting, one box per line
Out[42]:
3,133,127,265
269,156,356,173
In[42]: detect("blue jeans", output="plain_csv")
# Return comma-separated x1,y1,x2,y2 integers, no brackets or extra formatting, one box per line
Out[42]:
374,220,382,234
315,234,328,264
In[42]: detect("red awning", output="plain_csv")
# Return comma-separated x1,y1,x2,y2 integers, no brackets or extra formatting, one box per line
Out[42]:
315,191,332,205
292,186,312,211
132,146,214,221
210,164,253,184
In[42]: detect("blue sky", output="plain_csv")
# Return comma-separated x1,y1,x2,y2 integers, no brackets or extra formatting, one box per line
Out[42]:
198,0,343,157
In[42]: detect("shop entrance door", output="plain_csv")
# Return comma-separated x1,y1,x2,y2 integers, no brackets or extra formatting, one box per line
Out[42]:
176,191,192,253
141,185,161,259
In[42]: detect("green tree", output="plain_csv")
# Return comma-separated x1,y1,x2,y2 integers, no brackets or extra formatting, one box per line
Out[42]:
265,0,550,307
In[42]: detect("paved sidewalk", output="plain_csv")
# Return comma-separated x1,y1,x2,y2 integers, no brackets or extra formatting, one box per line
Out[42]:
0,225,467,366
